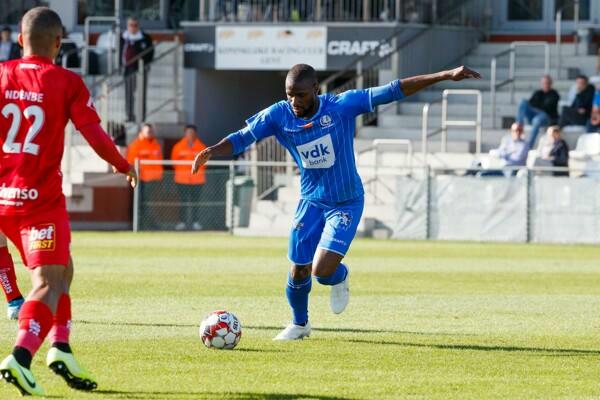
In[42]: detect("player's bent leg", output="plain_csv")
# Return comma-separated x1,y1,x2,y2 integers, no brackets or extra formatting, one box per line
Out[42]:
274,264,313,341
313,250,350,314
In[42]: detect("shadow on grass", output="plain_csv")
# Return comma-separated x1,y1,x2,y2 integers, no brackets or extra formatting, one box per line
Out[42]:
347,338,600,355
95,390,354,400
77,320,472,337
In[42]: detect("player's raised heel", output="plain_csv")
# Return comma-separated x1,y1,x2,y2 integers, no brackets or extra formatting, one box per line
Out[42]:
273,322,312,341
0,354,45,396
330,271,350,314
6,297,24,320
46,347,97,391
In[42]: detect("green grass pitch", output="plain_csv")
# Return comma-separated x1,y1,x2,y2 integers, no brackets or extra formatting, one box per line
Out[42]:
1,232,600,399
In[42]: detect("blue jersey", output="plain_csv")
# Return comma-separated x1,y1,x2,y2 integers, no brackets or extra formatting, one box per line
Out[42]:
227,80,405,203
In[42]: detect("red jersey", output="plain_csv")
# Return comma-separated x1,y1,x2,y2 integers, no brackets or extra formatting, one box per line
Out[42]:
0,55,101,216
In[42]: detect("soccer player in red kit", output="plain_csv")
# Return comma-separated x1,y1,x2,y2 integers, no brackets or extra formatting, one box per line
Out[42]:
0,7,137,396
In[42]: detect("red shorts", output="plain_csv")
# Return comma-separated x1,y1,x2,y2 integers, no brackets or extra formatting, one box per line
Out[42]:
0,207,71,269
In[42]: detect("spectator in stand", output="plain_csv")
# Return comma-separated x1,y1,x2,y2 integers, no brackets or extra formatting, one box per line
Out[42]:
540,126,569,177
171,125,207,231
560,75,595,128
55,26,80,69
0,26,20,62
588,86,600,133
127,123,163,229
483,123,530,176
121,17,154,122
218,0,239,21
516,75,559,149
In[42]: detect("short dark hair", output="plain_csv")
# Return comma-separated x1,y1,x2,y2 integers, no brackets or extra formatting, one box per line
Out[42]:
20,7,62,51
184,124,197,131
141,122,153,130
1,26,11,33
286,64,317,85
576,74,589,82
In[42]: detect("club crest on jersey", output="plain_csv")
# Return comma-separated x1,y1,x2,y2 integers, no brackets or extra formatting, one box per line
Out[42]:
320,114,333,127
28,223,56,252
296,134,336,169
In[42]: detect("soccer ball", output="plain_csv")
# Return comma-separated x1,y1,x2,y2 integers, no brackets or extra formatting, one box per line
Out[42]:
199,310,242,350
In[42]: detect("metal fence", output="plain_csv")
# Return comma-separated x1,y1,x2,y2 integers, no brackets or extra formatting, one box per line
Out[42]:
133,160,600,244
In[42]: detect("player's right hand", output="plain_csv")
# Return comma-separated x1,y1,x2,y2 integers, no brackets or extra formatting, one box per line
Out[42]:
113,165,138,188
192,149,212,174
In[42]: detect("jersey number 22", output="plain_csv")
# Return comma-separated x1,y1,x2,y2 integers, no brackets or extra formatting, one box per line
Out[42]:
2,103,44,155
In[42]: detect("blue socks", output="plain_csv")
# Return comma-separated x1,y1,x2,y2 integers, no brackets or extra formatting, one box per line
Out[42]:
286,273,312,326
315,263,348,286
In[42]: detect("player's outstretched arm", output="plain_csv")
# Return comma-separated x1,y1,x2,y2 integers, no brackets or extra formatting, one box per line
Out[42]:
79,123,138,188
191,138,233,174
400,65,481,97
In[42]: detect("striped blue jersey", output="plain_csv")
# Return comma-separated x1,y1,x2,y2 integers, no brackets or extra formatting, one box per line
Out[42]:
227,81,405,203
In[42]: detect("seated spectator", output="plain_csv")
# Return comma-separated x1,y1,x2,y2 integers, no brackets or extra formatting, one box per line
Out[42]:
0,26,21,62
482,123,530,176
588,86,600,133
55,26,80,68
171,125,207,231
559,75,595,128
543,126,569,177
516,75,559,149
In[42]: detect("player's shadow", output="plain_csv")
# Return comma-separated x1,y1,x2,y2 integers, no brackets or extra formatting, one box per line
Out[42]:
347,338,600,356
245,325,470,336
95,390,354,400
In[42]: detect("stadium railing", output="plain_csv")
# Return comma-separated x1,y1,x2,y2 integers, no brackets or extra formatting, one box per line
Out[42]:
132,159,600,244
490,41,550,129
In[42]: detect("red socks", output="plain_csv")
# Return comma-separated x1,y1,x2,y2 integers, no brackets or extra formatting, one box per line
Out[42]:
49,294,71,345
0,246,22,302
15,300,53,356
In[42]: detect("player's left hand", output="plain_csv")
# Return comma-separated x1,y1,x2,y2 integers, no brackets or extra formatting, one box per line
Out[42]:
447,66,481,81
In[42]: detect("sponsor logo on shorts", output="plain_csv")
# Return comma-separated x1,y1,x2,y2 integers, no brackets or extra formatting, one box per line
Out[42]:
337,211,352,231
28,223,56,252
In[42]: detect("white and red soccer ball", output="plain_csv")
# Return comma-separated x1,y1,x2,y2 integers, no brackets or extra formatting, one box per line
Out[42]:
199,310,242,349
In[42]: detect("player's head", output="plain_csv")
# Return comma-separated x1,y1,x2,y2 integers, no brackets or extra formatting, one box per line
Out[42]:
1,26,11,42
184,124,198,141
127,17,140,34
286,64,318,118
140,123,155,140
18,7,63,60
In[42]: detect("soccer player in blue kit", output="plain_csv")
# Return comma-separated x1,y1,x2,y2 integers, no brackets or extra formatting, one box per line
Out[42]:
192,64,480,340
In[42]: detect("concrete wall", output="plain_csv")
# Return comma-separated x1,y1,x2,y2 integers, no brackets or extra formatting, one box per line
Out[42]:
191,70,287,146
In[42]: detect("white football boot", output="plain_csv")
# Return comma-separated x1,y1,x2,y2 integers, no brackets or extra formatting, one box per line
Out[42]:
330,270,350,314
273,321,311,341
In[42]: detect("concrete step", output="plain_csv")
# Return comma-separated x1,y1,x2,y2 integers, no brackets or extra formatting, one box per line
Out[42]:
473,43,578,56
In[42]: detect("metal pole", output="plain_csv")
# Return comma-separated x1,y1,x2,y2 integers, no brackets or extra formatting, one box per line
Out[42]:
83,19,90,75
199,0,206,21
422,103,429,157
101,82,109,130
396,0,402,21
425,166,431,240
476,92,482,155
574,0,579,56
133,158,141,232
115,0,121,72
509,44,515,104
316,0,322,21
136,58,145,124
543,42,549,75
526,169,532,243
556,9,562,79
363,0,370,22
490,57,496,129
228,162,235,235
441,91,448,152
173,38,180,114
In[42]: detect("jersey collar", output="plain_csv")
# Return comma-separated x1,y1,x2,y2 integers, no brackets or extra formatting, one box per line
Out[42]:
21,55,54,64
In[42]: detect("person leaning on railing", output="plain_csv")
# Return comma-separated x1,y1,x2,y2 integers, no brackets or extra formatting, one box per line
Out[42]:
127,123,164,229
171,124,207,231
120,16,154,122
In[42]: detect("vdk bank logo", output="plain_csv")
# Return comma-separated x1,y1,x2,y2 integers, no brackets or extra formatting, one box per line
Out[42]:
296,134,336,169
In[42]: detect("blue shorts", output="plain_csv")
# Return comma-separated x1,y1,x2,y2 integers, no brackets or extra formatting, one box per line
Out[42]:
288,196,364,265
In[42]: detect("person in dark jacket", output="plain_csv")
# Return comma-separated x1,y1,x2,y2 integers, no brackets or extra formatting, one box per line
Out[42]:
120,17,154,122
516,75,559,149
542,126,569,176
0,26,21,62
55,26,80,68
560,75,595,128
